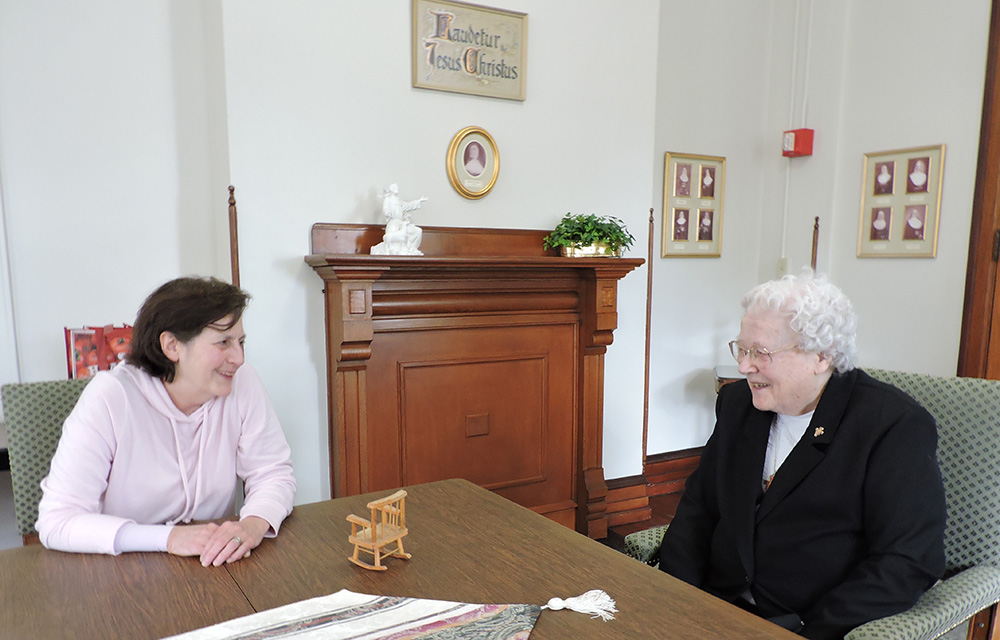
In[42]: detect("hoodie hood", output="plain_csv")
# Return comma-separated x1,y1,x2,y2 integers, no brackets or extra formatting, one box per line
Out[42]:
116,363,215,423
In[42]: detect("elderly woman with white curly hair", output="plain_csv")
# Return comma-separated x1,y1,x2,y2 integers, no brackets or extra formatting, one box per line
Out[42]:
657,270,946,640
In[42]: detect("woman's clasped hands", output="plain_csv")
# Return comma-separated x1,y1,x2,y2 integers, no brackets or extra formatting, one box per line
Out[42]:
166,515,270,567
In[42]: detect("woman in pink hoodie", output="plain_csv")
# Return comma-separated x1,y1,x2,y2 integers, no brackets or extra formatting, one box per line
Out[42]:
37,277,296,566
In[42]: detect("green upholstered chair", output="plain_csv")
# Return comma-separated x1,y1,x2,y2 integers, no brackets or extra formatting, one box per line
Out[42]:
847,369,1000,639
622,522,668,566
624,369,1000,640
1,379,89,545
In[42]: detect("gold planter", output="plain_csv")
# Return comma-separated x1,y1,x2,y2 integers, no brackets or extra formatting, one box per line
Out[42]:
560,243,622,258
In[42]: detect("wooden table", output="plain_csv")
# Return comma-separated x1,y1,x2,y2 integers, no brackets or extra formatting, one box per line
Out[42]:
0,479,799,639
0,543,254,639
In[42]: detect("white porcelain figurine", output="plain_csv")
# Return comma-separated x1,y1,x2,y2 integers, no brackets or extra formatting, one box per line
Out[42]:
371,184,428,256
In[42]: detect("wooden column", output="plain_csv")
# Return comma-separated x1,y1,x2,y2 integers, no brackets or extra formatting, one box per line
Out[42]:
578,264,634,538
314,265,387,496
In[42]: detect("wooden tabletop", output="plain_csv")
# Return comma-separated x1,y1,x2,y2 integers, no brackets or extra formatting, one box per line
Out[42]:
0,478,800,639
227,478,799,639
0,542,254,639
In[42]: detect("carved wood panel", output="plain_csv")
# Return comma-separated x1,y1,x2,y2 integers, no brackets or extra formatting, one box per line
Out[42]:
369,323,577,524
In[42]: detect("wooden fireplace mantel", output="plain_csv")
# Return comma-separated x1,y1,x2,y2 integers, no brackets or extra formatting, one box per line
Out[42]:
306,223,642,538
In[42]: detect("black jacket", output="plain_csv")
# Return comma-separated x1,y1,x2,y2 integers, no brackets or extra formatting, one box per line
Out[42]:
657,369,946,640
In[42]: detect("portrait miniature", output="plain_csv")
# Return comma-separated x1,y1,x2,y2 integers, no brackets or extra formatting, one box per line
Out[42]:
869,207,891,241
673,208,689,240
873,162,894,195
906,157,929,194
675,164,692,197
700,166,716,199
697,209,714,241
903,205,927,240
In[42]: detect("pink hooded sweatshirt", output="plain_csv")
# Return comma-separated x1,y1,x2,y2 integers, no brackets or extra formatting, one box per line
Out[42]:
36,362,296,554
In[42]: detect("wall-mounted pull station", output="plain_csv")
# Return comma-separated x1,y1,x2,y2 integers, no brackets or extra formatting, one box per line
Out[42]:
782,128,814,157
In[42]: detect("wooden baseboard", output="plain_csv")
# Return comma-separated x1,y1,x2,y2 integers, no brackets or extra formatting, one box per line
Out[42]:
645,447,702,496
603,448,703,528
605,475,652,527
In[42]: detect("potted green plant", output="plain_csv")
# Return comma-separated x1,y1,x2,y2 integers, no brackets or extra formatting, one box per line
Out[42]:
542,213,635,257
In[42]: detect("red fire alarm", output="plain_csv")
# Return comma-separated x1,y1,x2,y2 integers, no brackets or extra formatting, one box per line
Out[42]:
782,128,814,157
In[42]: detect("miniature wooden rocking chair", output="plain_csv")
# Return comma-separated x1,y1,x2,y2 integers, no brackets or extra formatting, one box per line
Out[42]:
347,489,412,571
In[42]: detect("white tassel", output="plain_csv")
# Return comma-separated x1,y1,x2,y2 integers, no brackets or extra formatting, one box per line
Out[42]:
543,589,617,621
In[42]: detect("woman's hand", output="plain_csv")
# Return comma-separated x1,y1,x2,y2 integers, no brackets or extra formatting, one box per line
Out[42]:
166,516,271,566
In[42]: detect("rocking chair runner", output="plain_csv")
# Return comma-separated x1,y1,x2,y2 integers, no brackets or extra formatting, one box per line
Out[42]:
347,489,412,571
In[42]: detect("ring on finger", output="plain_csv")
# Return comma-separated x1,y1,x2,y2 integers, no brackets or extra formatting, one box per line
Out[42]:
231,536,243,546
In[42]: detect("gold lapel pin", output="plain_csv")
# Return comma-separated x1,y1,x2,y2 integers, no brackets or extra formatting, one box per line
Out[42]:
814,427,825,437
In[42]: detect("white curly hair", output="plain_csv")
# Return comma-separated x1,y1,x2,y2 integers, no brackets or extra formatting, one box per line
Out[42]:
741,269,858,374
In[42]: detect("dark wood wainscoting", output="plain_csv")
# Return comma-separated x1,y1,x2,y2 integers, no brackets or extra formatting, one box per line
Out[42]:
605,475,652,528
605,448,703,531
645,448,703,496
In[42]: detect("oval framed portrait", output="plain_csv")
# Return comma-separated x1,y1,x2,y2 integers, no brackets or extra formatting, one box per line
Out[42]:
446,126,499,199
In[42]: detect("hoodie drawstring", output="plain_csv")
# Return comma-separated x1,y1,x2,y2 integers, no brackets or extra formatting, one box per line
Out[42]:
168,409,210,523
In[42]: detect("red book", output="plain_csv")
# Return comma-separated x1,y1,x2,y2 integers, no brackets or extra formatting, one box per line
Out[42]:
64,324,133,379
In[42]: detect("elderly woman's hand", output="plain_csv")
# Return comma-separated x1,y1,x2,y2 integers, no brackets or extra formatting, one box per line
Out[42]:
166,516,271,566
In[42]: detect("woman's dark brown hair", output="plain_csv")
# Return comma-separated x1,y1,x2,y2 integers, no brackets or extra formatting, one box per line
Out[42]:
126,277,250,382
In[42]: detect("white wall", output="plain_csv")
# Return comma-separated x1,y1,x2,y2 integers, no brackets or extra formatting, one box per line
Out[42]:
220,0,660,493
0,179,18,391
754,1,989,377
824,1,990,375
646,1,780,453
0,186,17,445
0,0,230,378
648,0,991,453
0,0,992,504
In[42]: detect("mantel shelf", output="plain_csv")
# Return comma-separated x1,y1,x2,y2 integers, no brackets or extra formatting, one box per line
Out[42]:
306,253,645,270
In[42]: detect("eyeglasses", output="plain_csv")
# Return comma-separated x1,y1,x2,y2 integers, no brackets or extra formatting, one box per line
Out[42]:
728,340,796,365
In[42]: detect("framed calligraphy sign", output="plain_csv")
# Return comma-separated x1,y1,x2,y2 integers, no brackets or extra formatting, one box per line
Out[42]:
412,0,527,101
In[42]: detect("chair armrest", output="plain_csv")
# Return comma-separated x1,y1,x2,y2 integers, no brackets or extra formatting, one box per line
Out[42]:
846,565,1000,640
346,514,371,527
623,525,669,566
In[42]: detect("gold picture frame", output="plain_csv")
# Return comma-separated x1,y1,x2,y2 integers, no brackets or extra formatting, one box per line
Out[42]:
661,152,725,257
446,126,499,199
857,144,945,258
412,0,528,101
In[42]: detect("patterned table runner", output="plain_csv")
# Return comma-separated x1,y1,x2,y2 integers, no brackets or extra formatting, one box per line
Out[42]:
162,589,542,640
